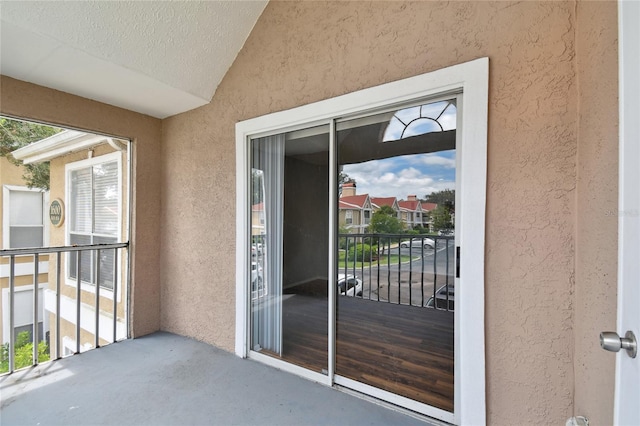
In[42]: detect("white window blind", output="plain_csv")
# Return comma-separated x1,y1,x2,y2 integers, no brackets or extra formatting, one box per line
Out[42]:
8,190,44,248
70,168,91,233
67,157,120,290
93,162,118,236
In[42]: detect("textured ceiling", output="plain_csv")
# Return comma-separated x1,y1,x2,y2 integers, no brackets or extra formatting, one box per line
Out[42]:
0,1,267,118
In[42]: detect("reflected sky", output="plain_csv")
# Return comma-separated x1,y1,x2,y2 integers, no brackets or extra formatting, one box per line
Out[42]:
343,150,455,199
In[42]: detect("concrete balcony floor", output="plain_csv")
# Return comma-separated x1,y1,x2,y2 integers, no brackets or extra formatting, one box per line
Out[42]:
0,332,436,425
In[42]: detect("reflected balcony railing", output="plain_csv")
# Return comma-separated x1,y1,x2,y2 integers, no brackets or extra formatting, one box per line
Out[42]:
0,243,128,375
338,233,455,311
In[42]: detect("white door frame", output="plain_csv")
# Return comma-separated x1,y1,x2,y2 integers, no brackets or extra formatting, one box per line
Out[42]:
235,57,489,425
615,1,640,423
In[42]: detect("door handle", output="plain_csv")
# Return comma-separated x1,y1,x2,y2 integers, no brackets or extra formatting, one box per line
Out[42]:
600,330,637,358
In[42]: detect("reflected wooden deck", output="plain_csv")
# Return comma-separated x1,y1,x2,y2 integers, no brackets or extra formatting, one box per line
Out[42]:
279,288,454,412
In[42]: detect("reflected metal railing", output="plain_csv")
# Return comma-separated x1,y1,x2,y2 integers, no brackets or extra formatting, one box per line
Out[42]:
0,242,128,375
338,233,454,310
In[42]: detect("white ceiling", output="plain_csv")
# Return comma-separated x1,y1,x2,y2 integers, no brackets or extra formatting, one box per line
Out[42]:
0,1,267,119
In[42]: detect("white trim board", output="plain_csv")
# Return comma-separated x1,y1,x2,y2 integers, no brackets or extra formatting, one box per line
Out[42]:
0,260,49,278
43,289,126,342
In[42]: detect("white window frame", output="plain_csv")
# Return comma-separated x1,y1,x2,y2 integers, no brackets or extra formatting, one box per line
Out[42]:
64,152,122,299
1,283,48,344
2,185,50,250
345,210,353,225
236,58,488,425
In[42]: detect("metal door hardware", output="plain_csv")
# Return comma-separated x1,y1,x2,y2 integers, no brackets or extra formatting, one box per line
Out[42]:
600,330,637,358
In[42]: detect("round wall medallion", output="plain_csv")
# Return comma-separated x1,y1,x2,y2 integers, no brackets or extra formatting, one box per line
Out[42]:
49,199,65,227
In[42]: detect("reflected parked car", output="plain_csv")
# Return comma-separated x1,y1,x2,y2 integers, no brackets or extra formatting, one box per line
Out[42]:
251,262,263,288
400,237,435,249
337,274,363,297
438,229,454,237
425,284,455,311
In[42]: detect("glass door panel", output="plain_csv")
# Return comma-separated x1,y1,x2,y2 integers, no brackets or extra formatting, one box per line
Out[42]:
335,99,457,412
250,124,330,374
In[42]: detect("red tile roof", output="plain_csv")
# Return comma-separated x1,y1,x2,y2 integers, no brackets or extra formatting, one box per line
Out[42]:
371,197,397,208
421,202,438,211
398,200,421,211
339,194,369,209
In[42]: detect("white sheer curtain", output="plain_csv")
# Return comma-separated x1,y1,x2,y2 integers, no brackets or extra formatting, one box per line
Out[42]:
251,133,285,355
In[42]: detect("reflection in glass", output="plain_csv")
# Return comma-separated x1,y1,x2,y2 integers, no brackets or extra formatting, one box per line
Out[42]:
383,99,457,141
250,125,329,373
337,99,456,412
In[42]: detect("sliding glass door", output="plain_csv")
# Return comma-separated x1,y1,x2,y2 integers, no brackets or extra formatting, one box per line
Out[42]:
238,58,488,425
250,125,330,374
248,98,458,412
334,99,458,413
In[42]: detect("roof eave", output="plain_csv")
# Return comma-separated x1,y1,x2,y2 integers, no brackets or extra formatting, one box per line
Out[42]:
12,130,125,164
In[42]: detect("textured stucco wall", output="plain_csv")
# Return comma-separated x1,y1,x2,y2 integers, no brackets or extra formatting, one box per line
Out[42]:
158,1,616,424
573,1,618,424
0,76,162,337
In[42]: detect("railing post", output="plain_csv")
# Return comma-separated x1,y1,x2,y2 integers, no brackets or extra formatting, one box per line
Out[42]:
408,239,413,305
56,252,61,359
433,238,438,309
95,249,100,349
76,250,82,354
376,236,380,302
33,253,39,365
9,255,15,373
421,238,425,307
397,236,401,304
113,247,118,343
387,238,391,303
445,237,450,311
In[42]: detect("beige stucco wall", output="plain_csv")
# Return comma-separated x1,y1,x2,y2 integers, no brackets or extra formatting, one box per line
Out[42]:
0,0,617,423
161,1,618,424
0,76,162,338
573,1,618,424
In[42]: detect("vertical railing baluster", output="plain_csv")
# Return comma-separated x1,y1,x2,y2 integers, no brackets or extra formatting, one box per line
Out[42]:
76,250,82,354
360,235,364,298
387,238,391,303
33,253,39,365
376,236,380,301
344,237,349,295
421,237,425,307
408,239,413,306
397,236,401,304
351,236,356,296
113,248,118,343
55,252,61,359
445,238,450,311
9,255,16,373
95,249,101,348
433,239,438,309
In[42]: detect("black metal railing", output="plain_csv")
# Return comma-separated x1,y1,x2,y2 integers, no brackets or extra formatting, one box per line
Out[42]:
338,233,454,310
0,242,128,375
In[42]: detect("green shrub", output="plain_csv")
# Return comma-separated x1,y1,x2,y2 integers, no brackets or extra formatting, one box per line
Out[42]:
0,331,50,374
347,243,376,262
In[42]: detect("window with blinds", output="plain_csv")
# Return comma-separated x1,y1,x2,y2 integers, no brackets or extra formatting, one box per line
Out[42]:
7,189,45,248
67,156,120,290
